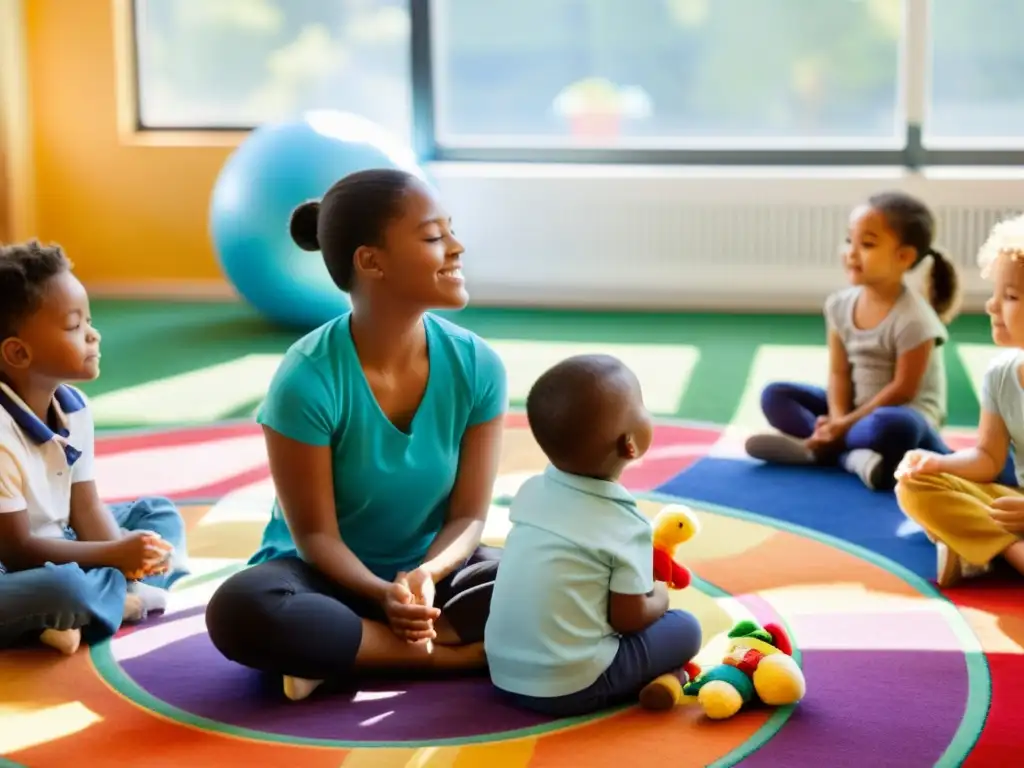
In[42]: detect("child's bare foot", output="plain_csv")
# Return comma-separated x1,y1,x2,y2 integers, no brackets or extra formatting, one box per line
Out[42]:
639,673,684,711
936,542,991,588
122,593,146,623
40,628,81,655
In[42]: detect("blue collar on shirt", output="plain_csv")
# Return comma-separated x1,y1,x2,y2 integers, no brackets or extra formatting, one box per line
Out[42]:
0,382,86,466
543,464,636,504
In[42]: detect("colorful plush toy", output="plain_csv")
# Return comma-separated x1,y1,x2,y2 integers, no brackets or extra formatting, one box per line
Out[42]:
652,504,700,589
683,619,806,719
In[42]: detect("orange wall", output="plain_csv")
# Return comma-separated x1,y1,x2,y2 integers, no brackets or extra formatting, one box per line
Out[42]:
24,0,236,286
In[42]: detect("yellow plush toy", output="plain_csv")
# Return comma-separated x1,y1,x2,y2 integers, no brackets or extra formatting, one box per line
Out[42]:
652,504,700,590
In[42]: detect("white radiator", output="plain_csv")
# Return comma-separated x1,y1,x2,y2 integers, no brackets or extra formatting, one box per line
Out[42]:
431,163,1024,312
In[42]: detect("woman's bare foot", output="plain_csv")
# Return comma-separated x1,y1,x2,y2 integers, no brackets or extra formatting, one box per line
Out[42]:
281,642,484,702
432,614,462,646
353,619,486,670
429,641,486,669
283,676,324,701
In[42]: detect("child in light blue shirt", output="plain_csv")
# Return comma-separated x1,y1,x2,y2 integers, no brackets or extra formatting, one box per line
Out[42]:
485,354,702,716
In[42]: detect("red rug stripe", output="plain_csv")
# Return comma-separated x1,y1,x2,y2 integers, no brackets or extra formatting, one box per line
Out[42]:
941,580,1024,764
963,653,1024,766
97,422,261,455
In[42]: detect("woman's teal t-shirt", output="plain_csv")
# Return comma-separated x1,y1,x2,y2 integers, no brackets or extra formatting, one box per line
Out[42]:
250,312,508,580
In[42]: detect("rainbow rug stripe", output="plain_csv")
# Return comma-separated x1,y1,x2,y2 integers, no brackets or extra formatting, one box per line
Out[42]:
1,414,1022,767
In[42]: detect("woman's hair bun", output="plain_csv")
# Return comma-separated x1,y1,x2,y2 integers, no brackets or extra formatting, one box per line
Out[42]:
289,200,321,251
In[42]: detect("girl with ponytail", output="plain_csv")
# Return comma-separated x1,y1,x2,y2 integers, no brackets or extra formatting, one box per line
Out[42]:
745,191,960,491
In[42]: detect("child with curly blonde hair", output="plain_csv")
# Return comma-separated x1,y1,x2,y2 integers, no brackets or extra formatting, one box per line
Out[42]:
896,213,1024,587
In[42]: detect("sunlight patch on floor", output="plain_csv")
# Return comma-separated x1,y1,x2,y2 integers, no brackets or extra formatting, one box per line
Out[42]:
164,579,229,613
198,479,276,526
958,606,1024,655
481,471,533,545
489,339,699,414
757,583,948,614
95,434,268,500
448,738,538,768
481,505,511,546
757,583,982,652
112,613,208,663
729,345,829,432
339,745,462,767
89,353,284,425
0,701,102,753
406,746,461,768
955,343,1000,401
168,559,242,598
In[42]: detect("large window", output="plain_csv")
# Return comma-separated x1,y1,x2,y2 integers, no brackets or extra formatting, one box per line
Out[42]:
132,0,1024,165
432,0,902,148
926,0,1024,146
133,0,412,144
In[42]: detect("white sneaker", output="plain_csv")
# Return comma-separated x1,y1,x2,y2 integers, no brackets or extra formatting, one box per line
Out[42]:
122,582,169,623
283,676,324,701
842,449,887,490
936,542,990,588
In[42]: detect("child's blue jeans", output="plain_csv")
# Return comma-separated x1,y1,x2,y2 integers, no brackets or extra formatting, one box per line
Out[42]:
501,609,703,717
760,382,1019,487
0,496,189,647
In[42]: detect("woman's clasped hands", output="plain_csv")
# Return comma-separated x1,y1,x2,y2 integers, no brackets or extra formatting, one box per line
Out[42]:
382,566,439,645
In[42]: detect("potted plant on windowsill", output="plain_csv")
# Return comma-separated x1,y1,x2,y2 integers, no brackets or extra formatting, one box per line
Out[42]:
553,77,652,141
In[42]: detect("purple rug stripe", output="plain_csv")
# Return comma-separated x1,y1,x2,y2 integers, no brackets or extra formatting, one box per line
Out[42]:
119,631,553,741
133,604,207,628
740,649,968,768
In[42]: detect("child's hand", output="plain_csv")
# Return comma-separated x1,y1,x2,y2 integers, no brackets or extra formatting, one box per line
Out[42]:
808,417,847,450
650,581,670,617
895,450,944,480
990,497,1024,534
111,531,170,576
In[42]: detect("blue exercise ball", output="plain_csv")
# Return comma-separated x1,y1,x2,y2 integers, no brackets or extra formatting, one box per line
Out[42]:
210,111,428,329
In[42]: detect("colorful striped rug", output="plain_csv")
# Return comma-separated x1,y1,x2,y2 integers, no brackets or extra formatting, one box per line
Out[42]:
3,413,1020,767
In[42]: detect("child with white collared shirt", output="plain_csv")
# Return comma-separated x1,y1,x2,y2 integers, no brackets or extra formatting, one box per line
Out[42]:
0,240,190,654
485,354,703,716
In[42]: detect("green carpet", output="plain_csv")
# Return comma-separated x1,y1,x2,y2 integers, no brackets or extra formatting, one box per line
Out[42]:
81,299,996,431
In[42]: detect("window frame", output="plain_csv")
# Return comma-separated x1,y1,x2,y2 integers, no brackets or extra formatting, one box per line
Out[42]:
130,0,1024,167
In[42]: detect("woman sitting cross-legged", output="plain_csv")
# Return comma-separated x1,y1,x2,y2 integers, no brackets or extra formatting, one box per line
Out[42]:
205,169,508,701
